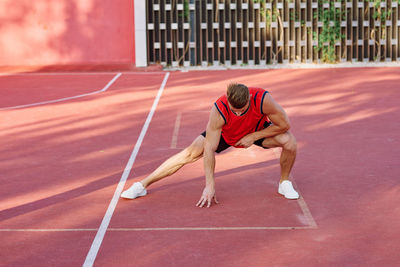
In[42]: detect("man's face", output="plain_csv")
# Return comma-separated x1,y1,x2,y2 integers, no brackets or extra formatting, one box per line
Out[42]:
228,98,250,116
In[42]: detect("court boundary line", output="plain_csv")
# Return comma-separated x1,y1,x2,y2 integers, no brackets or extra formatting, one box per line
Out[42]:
0,71,166,76
170,111,182,148
0,226,314,232
170,110,208,149
0,73,122,111
271,148,318,229
82,72,170,267
108,226,315,230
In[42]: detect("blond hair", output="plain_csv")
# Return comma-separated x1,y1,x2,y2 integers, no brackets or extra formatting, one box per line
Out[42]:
227,83,249,108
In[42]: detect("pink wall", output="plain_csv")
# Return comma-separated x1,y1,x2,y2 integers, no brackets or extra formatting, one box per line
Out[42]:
0,0,135,70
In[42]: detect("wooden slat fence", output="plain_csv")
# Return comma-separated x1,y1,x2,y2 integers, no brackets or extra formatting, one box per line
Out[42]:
146,0,400,66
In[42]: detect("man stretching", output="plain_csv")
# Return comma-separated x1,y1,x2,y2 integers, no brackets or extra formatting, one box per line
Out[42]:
121,83,299,207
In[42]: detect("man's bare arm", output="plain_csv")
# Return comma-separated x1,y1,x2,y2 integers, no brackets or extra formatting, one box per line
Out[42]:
196,105,224,208
235,93,290,147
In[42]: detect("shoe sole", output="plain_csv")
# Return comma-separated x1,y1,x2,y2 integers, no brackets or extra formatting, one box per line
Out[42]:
121,190,147,199
278,188,299,200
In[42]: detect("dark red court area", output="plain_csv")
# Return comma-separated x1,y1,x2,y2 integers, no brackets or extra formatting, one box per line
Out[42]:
1,68,399,266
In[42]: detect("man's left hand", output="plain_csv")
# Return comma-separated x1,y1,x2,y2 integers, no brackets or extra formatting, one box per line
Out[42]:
235,134,255,148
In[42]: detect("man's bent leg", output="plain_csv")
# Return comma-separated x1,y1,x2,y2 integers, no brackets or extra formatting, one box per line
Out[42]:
261,131,298,199
121,135,205,199
140,135,205,188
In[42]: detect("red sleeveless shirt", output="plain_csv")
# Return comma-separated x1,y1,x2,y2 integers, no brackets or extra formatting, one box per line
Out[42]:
214,87,270,147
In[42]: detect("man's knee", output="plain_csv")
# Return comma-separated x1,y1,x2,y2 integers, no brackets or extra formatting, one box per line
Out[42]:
183,136,204,162
279,132,297,152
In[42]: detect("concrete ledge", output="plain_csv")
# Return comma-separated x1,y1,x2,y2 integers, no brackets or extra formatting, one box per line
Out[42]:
166,61,400,71
0,63,163,73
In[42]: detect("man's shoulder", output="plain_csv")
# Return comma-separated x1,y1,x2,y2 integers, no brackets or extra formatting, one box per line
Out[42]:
249,87,268,96
214,94,229,110
215,94,228,102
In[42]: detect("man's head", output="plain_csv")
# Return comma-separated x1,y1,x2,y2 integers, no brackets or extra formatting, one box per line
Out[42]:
227,83,249,109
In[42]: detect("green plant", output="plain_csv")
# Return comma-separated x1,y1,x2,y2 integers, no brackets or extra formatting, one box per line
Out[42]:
368,0,393,59
183,0,189,19
177,0,190,19
313,1,344,63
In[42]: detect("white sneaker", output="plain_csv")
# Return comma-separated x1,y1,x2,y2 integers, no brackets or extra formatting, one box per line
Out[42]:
121,182,147,199
278,180,299,199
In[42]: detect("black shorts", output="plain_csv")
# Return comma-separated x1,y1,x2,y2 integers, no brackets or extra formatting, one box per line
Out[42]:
201,121,272,153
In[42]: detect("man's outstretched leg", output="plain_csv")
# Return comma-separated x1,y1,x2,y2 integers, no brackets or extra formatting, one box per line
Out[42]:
262,131,299,199
121,135,205,199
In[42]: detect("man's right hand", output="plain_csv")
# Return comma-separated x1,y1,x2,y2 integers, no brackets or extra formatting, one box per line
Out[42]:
196,185,218,208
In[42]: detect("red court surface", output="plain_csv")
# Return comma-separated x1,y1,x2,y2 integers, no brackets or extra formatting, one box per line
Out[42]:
1,67,399,266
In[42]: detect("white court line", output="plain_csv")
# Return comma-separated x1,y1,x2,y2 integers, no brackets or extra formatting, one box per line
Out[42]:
169,110,209,149
170,111,182,148
297,195,318,228
0,229,98,232
0,73,122,111
0,226,314,232
83,72,170,267
107,226,314,231
271,148,318,229
0,71,166,76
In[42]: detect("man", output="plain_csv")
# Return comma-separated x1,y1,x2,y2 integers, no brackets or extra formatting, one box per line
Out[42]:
121,83,299,207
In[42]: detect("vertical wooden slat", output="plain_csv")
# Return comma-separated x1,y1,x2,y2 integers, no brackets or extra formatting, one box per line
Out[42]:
363,0,370,62
387,0,392,61
379,2,383,61
200,0,206,66
264,0,271,64
282,0,288,63
188,0,194,66
306,0,312,63
206,0,212,65
171,0,177,66
396,0,400,60
226,0,232,65
194,0,199,64
288,0,295,63
248,0,255,65
154,0,161,64
160,0,165,64
166,0,170,65
335,1,342,63
370,0,376,61
212,0,219,65
165,0,171,65
242,0,248,64
178,0,184,65
176,0,183,66
277,0,283,63
356,0,362,62
381,0,387,61
147,0,153,63
345,1,350,61
312,0,317,62
183,1,189,66
232,0,237,65
338,1,345,62
354,0,360,61
356,0,360,61
390,0,396,60
218,1,229,64
237,0,243,65
217,1,224,64
397,0,400,60
253,0,261,65
259,1,265,65
270,0,276,63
